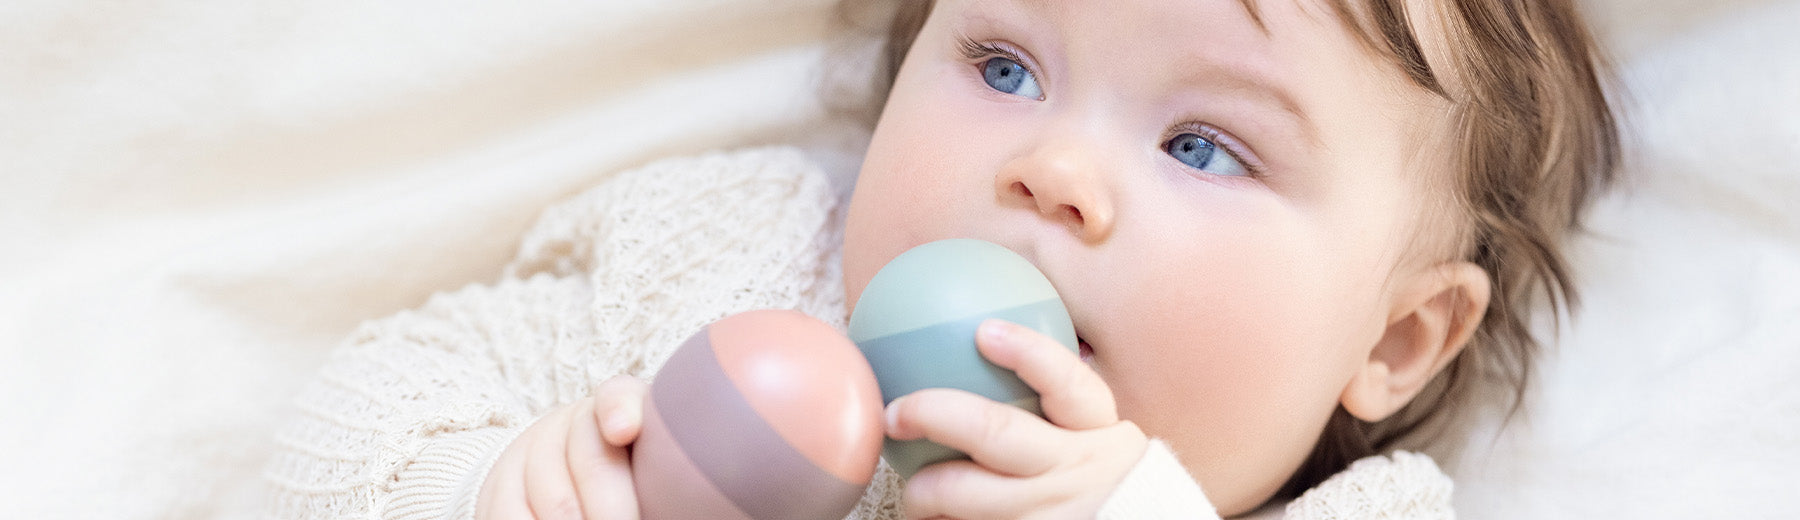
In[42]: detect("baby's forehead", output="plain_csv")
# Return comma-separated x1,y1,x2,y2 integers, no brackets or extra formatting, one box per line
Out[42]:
1238,0,1459,96
1136,0,1458,149
1034,0,1456,105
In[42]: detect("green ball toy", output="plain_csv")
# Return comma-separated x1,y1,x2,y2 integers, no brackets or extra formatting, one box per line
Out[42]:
848,239,1078,479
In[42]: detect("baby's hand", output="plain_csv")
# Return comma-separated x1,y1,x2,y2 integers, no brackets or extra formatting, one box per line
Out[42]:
476,376,648,520
886,319,1149,519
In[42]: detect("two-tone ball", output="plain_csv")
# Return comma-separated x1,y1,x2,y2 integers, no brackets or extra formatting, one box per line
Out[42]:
632,310,884,520
848,239,1077,479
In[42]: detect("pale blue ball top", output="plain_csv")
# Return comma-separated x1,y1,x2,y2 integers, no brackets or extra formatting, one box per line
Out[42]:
848,239,1066,343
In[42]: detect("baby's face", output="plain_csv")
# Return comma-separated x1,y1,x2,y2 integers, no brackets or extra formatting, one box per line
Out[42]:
843,0,1452,512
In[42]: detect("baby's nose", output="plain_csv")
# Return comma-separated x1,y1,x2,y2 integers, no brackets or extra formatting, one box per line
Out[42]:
994,149,1116,243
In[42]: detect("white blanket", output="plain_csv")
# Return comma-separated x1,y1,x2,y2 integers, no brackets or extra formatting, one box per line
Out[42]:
1,0,1794,518
1451,1,1800,517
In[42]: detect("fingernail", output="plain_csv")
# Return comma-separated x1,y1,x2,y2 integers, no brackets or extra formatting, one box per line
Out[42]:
979,320,1011,344
602,410,629,439
884,397,904,433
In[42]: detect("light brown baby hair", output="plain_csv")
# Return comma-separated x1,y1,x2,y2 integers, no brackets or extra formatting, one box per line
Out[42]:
834,0,1620,500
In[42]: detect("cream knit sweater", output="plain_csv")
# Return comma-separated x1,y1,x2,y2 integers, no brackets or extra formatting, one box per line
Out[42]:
263,147,1455,519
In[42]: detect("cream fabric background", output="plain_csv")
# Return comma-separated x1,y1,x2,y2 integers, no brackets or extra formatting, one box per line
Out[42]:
1,0,1793,518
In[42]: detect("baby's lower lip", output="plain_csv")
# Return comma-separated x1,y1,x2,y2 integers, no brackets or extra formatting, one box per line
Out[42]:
1078,337,1094,363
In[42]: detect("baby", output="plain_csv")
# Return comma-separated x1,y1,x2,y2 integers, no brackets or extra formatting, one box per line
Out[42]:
268,0,1618,518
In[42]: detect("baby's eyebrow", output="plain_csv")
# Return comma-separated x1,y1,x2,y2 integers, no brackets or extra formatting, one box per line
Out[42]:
1236,0,1271,34
1179,57,1320,147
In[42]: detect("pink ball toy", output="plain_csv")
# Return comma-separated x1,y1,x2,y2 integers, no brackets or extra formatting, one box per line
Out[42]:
632,310,884,520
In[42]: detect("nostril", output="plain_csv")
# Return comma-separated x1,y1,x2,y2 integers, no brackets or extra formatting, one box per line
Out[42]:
1060,204,1083,228
1013,182,1034,198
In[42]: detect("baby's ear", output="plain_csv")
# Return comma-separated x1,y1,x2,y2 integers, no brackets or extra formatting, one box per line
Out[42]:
1340,262,1491,422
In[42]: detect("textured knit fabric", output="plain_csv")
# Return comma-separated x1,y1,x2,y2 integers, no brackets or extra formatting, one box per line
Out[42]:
263,146,1455,519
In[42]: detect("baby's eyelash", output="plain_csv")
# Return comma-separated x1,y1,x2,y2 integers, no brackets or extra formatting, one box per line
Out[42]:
1171,122,1267,177
957,36,1026,65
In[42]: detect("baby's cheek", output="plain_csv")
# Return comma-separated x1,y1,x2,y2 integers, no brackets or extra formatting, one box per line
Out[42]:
1108,322,1348,513
1097,237,1366,512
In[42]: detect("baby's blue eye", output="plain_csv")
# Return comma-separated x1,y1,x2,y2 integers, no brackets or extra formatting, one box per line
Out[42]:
982,57,1042,99
1165,133,1247,177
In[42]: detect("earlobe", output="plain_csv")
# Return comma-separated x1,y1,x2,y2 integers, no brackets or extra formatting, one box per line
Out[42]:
1340,262,1491,422
1340,358,1393,422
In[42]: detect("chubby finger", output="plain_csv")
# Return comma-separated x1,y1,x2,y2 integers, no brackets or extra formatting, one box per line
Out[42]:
591,375,650,446
522,405,584,520
567,397,641,520
477,430,535,520
887,388,1065,477
902,459,1048,520
976,320,1117,430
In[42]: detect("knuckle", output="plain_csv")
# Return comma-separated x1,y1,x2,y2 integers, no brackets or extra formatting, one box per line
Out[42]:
1060,373,1116,427
901,390,945,428
1052,356,1084,396
930,468,968,499
565,440,600,474
914,467,965,508
978,403,1014,448
567,407,594,436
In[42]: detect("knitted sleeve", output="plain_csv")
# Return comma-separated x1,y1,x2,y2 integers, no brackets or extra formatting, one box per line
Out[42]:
1282,451,1454,519
1096,443,1454,519
263,275,598,520
263,147,849,520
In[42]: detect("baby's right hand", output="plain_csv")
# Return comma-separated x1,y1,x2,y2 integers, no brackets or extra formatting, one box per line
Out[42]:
475,375,649,520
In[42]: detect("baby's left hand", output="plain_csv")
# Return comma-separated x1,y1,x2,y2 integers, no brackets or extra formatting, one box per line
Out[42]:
886,319,1149,519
